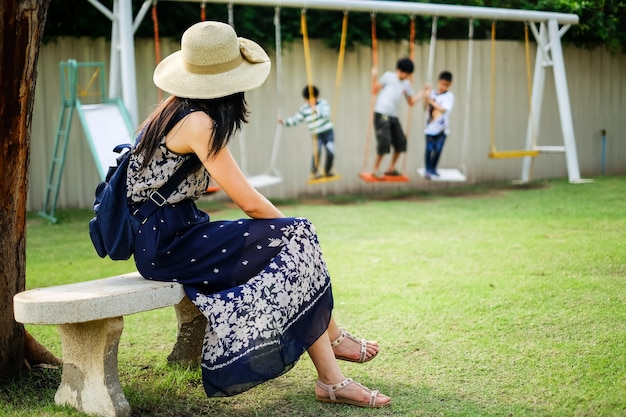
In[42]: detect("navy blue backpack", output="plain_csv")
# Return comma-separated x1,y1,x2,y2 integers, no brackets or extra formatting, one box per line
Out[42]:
89,109,199,260
89,144,137,260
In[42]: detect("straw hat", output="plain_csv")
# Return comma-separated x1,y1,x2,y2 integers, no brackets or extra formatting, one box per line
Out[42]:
153,21,271,99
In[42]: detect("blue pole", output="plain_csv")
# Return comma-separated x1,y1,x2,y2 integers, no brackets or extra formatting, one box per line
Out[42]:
600,129,607,175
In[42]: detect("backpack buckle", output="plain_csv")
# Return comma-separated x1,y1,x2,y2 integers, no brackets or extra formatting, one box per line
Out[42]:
149,191,167,207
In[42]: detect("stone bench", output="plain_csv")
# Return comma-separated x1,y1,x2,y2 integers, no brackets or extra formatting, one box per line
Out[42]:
13,271,207,417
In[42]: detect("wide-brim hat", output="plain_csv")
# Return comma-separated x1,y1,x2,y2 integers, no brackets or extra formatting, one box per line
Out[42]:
154,21,271,99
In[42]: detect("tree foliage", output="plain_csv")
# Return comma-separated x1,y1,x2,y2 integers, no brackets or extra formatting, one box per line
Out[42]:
44,0,626,51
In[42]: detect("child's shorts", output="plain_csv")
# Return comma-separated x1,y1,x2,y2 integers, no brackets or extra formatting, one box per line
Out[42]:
374,112,407,155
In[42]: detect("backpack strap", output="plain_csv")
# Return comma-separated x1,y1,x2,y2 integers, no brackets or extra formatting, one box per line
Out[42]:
132,107,202,223
132,156,198,223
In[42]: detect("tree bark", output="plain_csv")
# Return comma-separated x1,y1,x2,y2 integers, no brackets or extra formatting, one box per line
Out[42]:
0,0,50,381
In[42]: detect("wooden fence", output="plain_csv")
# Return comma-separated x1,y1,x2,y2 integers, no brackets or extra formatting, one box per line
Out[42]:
28,36,626,211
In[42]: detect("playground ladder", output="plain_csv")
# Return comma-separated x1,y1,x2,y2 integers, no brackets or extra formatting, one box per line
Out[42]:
39,60,134,222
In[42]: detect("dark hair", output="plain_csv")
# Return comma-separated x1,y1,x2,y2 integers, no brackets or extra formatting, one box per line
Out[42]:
134,93,249,170
302,85,319,100
396,58,414,74
438,71,453,82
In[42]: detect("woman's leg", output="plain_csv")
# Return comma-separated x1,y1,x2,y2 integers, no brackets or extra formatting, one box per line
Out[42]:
309,331,390,405
326,317,379,361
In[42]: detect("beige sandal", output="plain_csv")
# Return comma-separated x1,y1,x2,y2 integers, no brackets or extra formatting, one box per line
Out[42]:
331,328,378,363
315,378,390,408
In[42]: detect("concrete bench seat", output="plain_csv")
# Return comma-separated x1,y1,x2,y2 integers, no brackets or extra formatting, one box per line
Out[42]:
13,271,207,417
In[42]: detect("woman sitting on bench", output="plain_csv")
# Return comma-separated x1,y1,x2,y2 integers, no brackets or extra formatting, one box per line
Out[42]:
126,21,390,408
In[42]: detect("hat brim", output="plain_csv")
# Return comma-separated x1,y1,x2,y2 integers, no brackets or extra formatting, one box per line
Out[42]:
153,38,271,99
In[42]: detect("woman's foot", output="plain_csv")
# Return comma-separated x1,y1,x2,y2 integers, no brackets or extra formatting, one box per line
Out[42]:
315,378,391,408
330,328,379,363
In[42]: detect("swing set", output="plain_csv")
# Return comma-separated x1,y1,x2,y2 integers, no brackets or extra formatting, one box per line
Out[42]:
487,21,540,160
235,6,284,189
358,13,411,184
83,0,585,191
416,15,469,182
155,2,351,187
299,9,347,185
152,1,285,189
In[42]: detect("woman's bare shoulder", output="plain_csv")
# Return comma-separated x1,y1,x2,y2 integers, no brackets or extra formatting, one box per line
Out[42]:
166,110,214,154
185,110,214,132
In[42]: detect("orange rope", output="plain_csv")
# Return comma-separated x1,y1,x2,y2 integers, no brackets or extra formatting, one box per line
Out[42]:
409,16,416,60
371,15,378,77
152,2,163,102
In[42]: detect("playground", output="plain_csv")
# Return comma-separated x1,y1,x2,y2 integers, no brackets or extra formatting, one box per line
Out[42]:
5,176,626,416
4,0,625,415
27,0,626,215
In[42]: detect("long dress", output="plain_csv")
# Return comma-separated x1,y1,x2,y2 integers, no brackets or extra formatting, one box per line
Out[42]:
126,109,333,397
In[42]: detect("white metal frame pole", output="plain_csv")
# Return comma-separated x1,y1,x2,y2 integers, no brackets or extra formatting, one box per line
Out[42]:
547,19,581,183
459,19,474,177
109,0,121,103
521,22,548,183
196,0,579,24
86,0,581,181
116,0,139,126
87,0,144,127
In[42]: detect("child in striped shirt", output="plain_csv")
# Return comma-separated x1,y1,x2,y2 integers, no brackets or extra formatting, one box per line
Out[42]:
279,85,336,179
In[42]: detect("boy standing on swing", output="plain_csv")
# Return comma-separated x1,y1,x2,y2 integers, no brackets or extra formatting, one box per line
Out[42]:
366,58,426,180
279,85,337,180
423,71,454,179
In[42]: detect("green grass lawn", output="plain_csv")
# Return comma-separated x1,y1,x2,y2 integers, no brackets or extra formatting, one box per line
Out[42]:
2,176,625,416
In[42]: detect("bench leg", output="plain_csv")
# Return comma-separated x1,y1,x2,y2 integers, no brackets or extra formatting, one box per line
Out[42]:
168,296,207,367
55,317,130,417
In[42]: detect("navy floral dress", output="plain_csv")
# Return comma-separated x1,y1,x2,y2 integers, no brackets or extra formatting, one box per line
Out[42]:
126,110,333,397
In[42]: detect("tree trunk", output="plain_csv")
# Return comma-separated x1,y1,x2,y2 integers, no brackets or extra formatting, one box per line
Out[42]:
0,0,50,381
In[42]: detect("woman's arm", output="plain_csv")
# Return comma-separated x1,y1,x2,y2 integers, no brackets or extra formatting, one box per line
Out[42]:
165,111,284,219
208,147,284,219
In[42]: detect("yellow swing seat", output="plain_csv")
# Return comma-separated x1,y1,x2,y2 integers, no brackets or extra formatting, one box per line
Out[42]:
301,10,347,186
307,174,342,185
488,22,540,162
488,149,539,159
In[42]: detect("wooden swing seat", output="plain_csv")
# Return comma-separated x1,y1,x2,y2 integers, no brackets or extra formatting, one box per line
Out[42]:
488,23,540,163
